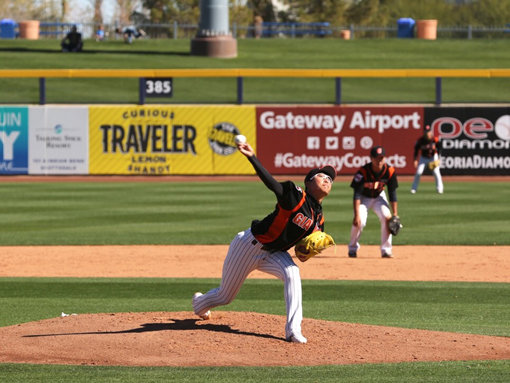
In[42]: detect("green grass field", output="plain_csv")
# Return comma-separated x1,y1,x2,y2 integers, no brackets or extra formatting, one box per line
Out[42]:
0,180,508,246
0,180,509,381
0,37,509,382
0,38,509,104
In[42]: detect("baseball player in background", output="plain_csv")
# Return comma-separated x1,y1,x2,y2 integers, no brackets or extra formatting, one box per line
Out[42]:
411,125,444,194
348,146,399,258
192,138,336,344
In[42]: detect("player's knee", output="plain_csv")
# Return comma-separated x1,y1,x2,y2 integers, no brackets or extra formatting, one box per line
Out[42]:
216,290,236,305
283,264,300,281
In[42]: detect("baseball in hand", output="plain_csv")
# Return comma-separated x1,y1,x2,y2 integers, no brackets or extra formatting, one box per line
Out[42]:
234,134,247,144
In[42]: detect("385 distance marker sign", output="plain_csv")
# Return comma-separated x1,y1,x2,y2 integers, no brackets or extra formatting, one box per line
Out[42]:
145,78,173,97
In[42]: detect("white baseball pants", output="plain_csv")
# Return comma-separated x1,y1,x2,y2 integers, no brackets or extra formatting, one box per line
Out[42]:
192,228,304,339
348,191,393,256
412,153,444,193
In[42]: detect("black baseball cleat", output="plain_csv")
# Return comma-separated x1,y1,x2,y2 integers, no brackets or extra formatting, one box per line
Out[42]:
348,251,357,258
381,252,393,258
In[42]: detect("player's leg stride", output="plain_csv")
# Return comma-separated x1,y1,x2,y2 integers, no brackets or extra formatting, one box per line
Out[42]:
192,292,211,320
191,137,335,343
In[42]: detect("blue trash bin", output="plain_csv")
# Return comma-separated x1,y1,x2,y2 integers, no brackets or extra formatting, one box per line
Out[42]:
397,18,415,38
0,19,17,39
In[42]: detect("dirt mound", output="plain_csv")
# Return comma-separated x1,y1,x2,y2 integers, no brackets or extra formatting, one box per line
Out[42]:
1,311,509,367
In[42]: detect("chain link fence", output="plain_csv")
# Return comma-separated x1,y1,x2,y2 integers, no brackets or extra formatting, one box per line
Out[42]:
34,22,510,41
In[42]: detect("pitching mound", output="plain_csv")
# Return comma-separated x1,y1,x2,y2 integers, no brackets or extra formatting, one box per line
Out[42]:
1,311,509,367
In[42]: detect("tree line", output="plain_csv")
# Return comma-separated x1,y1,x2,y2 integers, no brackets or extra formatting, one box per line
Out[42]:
140,0,510,28
1,0,508,28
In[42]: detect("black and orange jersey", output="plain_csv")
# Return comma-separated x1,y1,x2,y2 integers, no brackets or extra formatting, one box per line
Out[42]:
251,180,324,252
414,135,441,159
351,162,398,201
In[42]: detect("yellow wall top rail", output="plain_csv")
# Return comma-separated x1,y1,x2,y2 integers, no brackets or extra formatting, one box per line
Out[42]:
0,68,509,79
2,68,509,105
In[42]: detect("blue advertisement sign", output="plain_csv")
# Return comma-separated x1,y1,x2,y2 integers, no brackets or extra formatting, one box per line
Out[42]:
0,107,29,174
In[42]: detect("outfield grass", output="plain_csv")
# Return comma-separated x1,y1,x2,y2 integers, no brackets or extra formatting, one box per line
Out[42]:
0,180,508,245
0,38,509,104
1,361,509,383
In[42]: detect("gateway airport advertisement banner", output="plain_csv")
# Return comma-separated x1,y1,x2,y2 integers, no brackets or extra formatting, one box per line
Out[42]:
256,106,424,175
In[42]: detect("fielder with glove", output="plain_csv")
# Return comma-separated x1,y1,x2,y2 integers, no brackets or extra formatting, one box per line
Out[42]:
411,125,444,194
348,146,399,258
387,215,402,236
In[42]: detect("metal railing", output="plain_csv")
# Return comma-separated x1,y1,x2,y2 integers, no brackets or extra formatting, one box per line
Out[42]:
32,22,510,40
1,68,509,105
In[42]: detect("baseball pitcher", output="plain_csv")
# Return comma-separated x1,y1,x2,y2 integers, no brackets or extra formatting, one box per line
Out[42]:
192,138,336,343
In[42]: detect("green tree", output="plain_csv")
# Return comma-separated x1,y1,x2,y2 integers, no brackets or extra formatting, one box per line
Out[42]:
92,0,103,24
249,0,277,22
343,0,510,27
468,0,510,26
141,0,199,24
286,0,348,25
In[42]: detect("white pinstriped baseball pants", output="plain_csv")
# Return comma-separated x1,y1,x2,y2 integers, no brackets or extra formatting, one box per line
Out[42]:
412,153,444,193
348,191,393,256
192,228,304,338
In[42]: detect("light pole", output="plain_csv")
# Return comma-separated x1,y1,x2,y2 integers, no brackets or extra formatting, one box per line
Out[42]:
190,0,237,58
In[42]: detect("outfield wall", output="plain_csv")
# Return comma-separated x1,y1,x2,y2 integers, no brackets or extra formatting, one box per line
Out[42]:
1,105,509,176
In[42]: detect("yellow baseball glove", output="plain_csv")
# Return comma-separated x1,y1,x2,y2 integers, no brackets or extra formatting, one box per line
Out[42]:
428,159,440,170
294,231,336,262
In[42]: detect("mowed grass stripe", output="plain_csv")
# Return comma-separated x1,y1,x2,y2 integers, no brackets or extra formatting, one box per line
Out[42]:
0,181,508,245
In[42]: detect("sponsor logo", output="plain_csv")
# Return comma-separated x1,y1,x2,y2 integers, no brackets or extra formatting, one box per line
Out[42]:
349,111,421,133
433,115,510,150
360,136,373,150
272,152,406,172
207,122,240,156
495,115,510,140
260,111,345,134
443,155,510,169
259,110,421,134
99,124,197,154
307,136,320,150
433,116,510,141
1,111,23,161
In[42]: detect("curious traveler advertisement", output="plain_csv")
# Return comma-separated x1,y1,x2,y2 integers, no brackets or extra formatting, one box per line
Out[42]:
89,106,256,175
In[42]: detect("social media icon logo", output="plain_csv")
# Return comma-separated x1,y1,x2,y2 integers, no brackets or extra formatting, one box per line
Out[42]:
342,136,355,150
326,136,339,150
307,136,320,150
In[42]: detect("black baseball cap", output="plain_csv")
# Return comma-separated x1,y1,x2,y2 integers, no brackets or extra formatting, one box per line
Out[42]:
304,165,336,183
370,146,386,158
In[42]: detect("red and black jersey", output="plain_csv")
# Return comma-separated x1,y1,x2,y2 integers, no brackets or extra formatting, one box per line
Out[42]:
251,181,324,252
414,135,441,159
350,163,398,201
